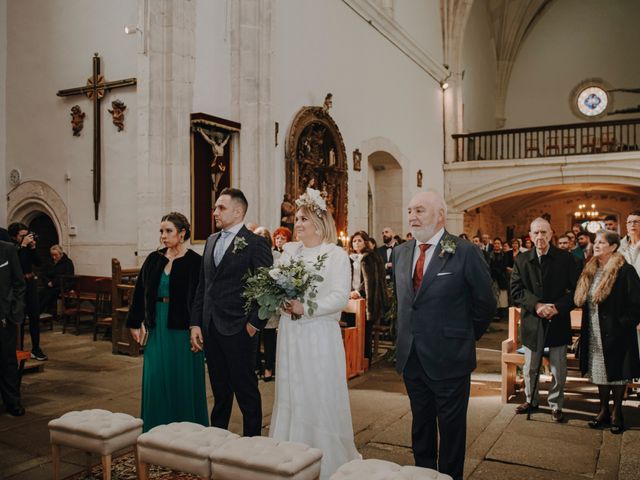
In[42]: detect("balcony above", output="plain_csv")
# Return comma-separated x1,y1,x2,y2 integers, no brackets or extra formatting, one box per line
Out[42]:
451,117,640,163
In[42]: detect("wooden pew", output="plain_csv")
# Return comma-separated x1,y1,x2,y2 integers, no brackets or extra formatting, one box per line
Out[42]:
59,275,111,334
341,298,366,379
501,306,581,403
111,258,141,356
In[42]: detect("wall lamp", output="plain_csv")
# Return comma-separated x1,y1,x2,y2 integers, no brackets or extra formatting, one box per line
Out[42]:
124,25,142,35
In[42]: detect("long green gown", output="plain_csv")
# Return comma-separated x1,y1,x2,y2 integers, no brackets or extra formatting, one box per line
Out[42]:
141,272,209,432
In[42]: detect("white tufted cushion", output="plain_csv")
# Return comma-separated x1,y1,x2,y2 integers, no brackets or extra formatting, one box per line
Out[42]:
48,409,143,456
137,422,239,478
330,459,453,480
210,436,323,480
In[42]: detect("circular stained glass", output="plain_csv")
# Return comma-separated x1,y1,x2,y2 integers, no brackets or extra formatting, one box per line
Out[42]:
577,86,608,117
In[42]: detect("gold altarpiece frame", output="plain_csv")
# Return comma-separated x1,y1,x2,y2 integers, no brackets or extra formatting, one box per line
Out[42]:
285,107,348,235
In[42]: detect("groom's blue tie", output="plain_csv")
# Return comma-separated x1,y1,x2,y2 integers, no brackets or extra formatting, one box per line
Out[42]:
214,230,231,266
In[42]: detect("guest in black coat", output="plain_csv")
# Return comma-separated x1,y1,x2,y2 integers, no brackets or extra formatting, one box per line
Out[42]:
574,230,640,434
510,217,580,422
348,231,388,364
39,245,75,314
0,240,26,416
127,212,208,431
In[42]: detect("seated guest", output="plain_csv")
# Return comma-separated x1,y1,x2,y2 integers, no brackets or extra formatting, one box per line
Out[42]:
574,230,640,434
127,212,208,432
348,231,388,365
39,245,75,315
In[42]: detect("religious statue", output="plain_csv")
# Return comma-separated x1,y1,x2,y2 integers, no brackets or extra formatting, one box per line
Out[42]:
197,127,231,167
196,127,231,197
70,105,85,137
108,99,127,132
328,148,336,166
322,93,333,113
280,194,295,230
416,169,423,188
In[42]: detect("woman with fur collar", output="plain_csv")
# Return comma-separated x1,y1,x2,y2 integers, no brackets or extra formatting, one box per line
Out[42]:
575,230,640,434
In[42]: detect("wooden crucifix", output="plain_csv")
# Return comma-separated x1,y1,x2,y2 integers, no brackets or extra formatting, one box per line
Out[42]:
57,53,136,220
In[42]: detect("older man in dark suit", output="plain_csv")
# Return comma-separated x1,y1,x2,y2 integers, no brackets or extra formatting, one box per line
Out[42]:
190,188,273,436
0,240,26,416
510,217,579,422
392,191,495,480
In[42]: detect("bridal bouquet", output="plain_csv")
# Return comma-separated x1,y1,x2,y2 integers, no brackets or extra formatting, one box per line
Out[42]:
243,253,328,320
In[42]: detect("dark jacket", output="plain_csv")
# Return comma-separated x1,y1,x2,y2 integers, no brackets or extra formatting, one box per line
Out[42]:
376,244,395,278
15,244,40,275
489,250,509,289
126,249,202,330
0,241,26,324
191,226,273,334
350,252,388,323
392,232,496,378
510,245,580,350
43,254,75,291
578,262,640,381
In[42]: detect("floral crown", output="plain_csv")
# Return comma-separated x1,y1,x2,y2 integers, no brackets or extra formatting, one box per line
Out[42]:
295,188,327,217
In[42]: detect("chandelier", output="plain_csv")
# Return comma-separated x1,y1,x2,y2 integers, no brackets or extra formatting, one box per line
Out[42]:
574,203,599,219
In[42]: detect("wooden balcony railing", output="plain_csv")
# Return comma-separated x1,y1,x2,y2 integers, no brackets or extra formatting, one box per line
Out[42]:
452,117,640,162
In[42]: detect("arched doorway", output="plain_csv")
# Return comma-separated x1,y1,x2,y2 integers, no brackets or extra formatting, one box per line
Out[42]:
28,213,59,271
461,183,640,240
368,151,403,240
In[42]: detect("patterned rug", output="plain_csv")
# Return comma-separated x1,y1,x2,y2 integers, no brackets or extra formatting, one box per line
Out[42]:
63,451,200,480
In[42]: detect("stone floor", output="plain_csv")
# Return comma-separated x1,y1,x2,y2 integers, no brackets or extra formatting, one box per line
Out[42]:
1,320,639,479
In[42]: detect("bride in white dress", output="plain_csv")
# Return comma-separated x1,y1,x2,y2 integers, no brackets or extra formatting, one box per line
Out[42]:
269,188,361,479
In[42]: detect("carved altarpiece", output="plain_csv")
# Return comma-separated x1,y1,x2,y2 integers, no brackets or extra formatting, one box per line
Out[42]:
190,113,240,242
285,107,348,234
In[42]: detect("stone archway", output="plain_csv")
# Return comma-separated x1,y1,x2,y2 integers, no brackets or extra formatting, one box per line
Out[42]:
7,181,70,249
368,151,403,241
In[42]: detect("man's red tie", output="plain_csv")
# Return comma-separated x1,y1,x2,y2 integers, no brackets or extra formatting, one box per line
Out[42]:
413,243,431,292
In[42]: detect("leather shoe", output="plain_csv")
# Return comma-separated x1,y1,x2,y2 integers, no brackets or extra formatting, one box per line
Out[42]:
515,402,538,414
587,415,610,429
551,409,564,422
7,405,25,417
610,422,624,434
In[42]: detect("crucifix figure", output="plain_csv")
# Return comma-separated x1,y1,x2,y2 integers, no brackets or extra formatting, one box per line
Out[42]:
57,53,137,220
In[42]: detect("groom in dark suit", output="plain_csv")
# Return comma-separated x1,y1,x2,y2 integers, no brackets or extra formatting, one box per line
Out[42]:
190,188,273,436
392,191,495,480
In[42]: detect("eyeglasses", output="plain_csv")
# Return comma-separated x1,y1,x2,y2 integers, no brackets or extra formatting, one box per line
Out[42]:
626,220,640,225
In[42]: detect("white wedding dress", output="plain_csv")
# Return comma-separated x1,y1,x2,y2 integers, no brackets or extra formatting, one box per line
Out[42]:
269,241,361,479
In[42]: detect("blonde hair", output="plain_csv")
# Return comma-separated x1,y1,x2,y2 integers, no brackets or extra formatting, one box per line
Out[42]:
298,206,337,244
50,244,64,254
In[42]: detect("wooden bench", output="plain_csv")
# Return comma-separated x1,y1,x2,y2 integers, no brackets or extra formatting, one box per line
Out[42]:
501,306,581,403
341,298,366,379
60,275,111,335
111,258,140,356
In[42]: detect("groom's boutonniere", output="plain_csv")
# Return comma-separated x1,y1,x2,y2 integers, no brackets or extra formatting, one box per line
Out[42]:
233,236,248,253
439,237,457,258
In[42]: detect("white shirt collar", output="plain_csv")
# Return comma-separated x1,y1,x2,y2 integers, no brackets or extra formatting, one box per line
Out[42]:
416,227,445,248
223,222,244,235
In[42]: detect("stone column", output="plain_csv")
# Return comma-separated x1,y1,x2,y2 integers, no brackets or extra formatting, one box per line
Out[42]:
136,0,196,260
446,210,465,235
229,0,277,228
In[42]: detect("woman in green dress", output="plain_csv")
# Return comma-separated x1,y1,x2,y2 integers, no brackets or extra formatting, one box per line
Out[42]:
127,212,208,432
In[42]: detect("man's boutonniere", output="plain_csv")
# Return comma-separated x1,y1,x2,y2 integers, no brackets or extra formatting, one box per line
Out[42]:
233,236,248,253
439,237,457,258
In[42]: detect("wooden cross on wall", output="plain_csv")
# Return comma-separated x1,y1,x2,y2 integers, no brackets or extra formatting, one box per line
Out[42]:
57,53,137,220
